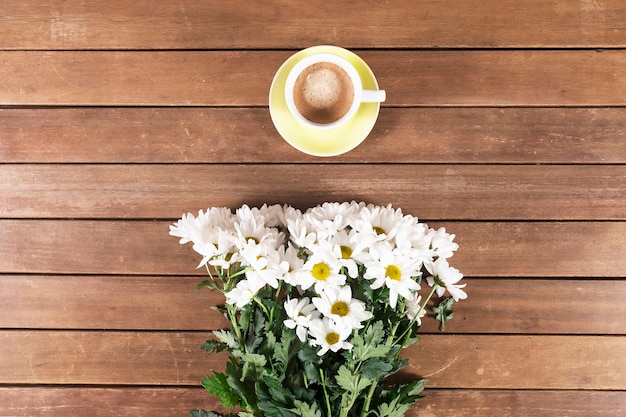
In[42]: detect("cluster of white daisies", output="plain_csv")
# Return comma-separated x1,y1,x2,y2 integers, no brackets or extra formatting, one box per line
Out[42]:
170,202,466,356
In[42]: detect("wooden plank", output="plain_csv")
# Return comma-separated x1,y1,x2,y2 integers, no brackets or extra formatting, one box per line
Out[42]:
0,331,208,385
0,0,624,49
1,276,625,335
0,275,228,331
421,279,626,334
1,50,625,106
1,331,624,389
419,389,626,417
2,107,625,164
405,335,626,390
0,387,222,417
0,387,624,417
1,220,625,277
3,164,626,220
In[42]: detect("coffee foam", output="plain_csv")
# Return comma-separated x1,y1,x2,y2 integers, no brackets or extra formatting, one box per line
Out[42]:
293,62,354,124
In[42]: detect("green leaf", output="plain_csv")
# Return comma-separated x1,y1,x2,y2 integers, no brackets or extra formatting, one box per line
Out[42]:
201,372,240,409
298,344,322,384
213,330,240,350
335,365,371,396
240,352,267,381
291,399,322,417
377,400,412,417
256,375,298,417
195,279,216,291
351,321,391,362
256,375,294,406
201,339,227,354
433,297,455,331
189,410,223,417
245,308,266,352
273,329,299,372
359,358,393,380
408,378,427,397
363,320,386,345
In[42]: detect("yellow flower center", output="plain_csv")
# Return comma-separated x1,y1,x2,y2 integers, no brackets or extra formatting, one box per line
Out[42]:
373,226,386,235
325,332,340,345
312,262,330,281
385,264,402,281
331,301,349,317
340,245,353,259
245,236,259,244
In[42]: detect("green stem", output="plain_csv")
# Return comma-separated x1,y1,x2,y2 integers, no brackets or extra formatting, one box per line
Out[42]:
359,320,402,417
360,382,378,417
227,304,243,347
413,283,439,324
253,296,271,319
320,369,332,417
391,284,439,347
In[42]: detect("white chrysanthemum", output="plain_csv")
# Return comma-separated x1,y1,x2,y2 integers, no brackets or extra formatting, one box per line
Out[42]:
169,207,233,244
364,242,421,309
275,244,304,286
231,207,283,251
169,212,200,245
304,201,362,241
235,239,276,287
330,229,366,278
426,258,467,301
429,227,459,259
348,203,408,247
291,246,346,293
312,286,372,330
394,220,432,265
405,292,426,325
201,228,239,269
287,215,317,250
170,208,237,267
224,275,265,308
308,317,353,356
283,297,320,342
251,203,286,228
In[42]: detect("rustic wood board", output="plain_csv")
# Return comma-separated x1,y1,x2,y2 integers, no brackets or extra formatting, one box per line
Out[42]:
1,275,625,335
1,1,624,415
1,331,624,389
1,0,624,49
0,387,623,417
1,50,625,106
2,107,625,164
1,220,625,277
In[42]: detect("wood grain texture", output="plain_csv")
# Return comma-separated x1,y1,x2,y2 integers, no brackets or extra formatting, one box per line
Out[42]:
2,1,625,415
405,335,626,390
2,107,626,164
3,107,625,164
3,164,626,220
0,0,624,49
1,220,624,277
1,331,624,389
1,50,625,106
0,387,624,417
2,275,625,335
418,389,626,417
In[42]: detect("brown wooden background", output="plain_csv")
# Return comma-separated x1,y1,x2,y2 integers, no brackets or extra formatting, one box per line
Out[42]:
1,1,625,416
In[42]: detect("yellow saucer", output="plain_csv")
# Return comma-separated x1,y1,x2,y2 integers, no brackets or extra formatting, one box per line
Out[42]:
269,46,381,157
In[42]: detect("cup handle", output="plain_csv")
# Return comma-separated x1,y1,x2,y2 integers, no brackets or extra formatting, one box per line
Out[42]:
361,89,386,103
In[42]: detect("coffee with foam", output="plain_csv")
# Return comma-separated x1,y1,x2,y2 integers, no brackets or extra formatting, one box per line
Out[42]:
292,62,355,124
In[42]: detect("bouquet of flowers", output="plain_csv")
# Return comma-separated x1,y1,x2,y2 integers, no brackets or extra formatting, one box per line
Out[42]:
170,202,466,417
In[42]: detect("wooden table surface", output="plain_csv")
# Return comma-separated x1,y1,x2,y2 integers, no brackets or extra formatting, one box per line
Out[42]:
1,1,625,416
